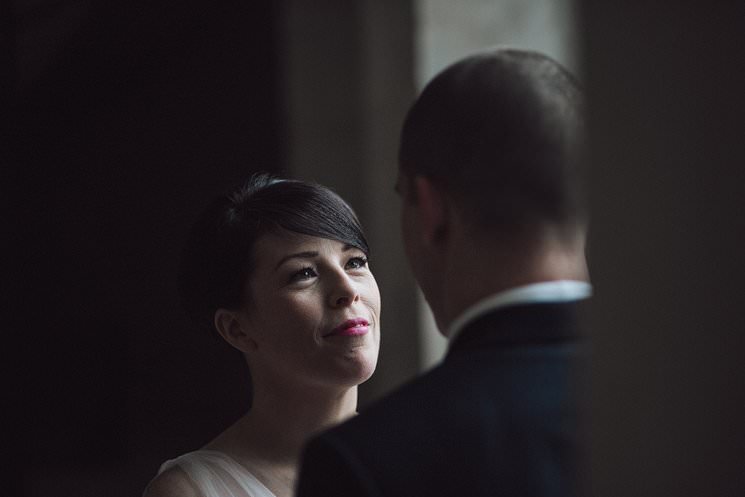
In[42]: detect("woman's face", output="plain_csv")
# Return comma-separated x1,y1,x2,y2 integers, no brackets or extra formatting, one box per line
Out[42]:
237,230,381,390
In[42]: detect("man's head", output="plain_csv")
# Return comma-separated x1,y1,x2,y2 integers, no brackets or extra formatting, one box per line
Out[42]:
396,49,588,329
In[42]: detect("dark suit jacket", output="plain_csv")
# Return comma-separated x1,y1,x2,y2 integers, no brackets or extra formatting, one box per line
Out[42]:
296,302,586,497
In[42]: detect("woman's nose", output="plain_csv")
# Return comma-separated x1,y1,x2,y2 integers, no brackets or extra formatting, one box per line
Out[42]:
329,274,359,307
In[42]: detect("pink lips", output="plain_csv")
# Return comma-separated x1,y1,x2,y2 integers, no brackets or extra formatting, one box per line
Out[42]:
326,318,369,337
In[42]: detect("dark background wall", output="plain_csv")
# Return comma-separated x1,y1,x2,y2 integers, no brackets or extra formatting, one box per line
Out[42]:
581,2,745,496
10,1,279,495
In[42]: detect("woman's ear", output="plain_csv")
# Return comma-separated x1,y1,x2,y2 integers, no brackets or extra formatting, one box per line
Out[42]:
214,308,258,353
413,176,449,246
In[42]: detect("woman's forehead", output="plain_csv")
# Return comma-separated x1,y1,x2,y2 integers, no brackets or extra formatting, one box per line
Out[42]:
253,231,353,269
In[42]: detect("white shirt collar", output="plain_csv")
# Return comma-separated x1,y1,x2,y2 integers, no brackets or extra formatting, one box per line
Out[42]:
446,280,592,345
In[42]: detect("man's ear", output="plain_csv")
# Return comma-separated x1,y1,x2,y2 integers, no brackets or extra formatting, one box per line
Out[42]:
413,175,448,246
214,308,258,353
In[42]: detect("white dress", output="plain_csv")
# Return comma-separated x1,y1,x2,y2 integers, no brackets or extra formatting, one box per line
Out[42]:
157,450,276,497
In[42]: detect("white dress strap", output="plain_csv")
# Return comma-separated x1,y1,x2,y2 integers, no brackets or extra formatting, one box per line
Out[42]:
159,450,276,497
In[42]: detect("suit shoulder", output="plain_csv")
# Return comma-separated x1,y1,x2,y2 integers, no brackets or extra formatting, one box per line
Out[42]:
142,466,199,497
304,347,582,496
330,344,577,444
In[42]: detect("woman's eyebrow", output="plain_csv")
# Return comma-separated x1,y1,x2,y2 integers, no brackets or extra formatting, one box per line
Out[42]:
274,251,318,270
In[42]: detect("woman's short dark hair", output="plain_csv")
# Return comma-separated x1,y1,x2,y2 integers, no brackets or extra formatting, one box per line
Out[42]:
178,174,369,332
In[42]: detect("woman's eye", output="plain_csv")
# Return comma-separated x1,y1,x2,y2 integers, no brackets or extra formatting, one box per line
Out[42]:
346,256,368,270
290,267,317,282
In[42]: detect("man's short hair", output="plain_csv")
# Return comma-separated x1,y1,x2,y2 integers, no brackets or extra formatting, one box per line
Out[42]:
399,49,586,238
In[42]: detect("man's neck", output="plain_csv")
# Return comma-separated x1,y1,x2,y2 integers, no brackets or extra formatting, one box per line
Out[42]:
437,233,589,334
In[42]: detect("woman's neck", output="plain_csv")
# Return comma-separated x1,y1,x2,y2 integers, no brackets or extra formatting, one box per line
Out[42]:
226,377,358,465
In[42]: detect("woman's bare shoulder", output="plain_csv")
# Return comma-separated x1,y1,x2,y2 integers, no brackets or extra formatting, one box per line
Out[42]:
142,466,199,497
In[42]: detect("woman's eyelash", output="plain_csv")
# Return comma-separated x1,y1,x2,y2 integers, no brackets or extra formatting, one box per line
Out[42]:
289,257,368,283
346,256,369,269
290,267,317,282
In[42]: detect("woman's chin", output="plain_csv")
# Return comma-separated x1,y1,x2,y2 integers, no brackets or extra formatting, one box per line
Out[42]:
335,350,378,388
354,360,377,386
298,343,379,390
336,338,377,371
